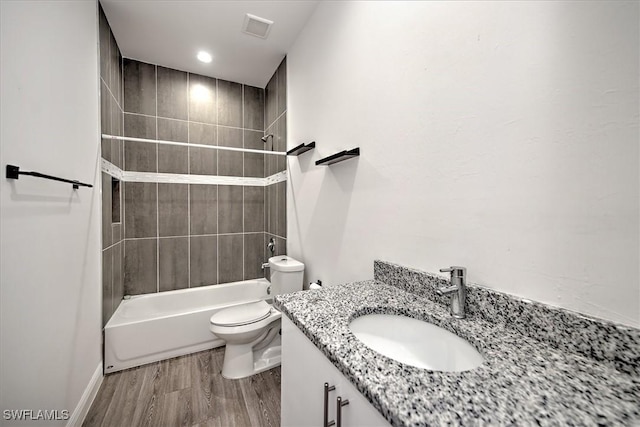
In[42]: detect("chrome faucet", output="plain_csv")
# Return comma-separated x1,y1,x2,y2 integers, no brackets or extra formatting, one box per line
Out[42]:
437,266,467,319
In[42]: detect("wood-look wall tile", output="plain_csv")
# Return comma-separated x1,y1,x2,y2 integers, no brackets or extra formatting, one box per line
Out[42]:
243,85,264,131
123,59,156,115
218,235,243,284
158,66,188,120
124,113,156,172
190,184,217,235
102,247,113,327
267,184,277,236
109,31,122,107
124,182,157,239
275,114,287,173
244,130,264,178
159,237,189,292
112,241,123,312
189,122,217,175
110,97,123,169
188,73,216,124
217,80,242,127
244,186,264,233
98,6,110,81
190,235,217,287
276,56,287,117
218,127,243,177
112,223,121,243
264,74,277,130
100,82,111,150
244,233,264,280
158,118,188,174
124,239,158,295
158,183,188,237
218,185,243,233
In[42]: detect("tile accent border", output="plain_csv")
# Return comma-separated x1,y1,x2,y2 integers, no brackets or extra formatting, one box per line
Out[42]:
101,159,123,180
374,260,640,375
101,158,287,187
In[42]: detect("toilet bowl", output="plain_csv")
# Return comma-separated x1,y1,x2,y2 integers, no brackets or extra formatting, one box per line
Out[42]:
209,255,304,379
210,300,282,379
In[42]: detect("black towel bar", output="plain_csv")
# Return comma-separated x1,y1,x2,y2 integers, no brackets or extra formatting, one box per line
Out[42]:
6,164,93,189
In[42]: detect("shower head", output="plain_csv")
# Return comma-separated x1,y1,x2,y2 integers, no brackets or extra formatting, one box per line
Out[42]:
261,134,273,143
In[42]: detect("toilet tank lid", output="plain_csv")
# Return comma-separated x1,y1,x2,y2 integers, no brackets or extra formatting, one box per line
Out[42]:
269,255,304,272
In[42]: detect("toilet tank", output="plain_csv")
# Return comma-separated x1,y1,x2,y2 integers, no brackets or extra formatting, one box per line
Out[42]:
269,256,304,295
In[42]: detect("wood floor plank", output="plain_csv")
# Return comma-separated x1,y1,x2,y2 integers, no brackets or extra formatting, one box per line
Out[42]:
191,418,223,427
84,348,281,427
100,363,148,426
191,350,214,424
209,349,253,427
239,369,281,427
82,371,121,427
131,361,168,427
159,389,192,427
167,353,192,392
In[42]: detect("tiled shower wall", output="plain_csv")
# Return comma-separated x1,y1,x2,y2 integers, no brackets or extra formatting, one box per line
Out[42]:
99,5,124,327
265,58,288,254
119,58,287,297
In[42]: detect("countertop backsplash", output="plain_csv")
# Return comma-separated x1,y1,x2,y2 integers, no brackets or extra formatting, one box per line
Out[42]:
374,260,640,376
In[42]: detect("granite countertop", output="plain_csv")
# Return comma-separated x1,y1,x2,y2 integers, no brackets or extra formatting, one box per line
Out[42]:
275,280,640,426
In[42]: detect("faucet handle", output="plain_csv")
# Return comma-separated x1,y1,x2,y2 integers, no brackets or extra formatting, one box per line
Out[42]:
439,266,466,277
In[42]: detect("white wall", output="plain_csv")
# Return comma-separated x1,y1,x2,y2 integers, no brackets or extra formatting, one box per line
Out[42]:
0,1,102,425
287,1,639,327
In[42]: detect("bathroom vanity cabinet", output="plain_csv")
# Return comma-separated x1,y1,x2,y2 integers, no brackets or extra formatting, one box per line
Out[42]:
281,316,390,427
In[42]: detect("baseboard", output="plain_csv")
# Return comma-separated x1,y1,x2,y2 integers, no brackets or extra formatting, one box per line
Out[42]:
67,362,103,427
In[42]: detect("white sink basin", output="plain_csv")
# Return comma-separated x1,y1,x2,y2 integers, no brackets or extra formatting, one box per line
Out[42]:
349,314,484,372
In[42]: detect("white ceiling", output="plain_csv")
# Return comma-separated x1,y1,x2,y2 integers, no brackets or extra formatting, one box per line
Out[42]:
100,0,320,88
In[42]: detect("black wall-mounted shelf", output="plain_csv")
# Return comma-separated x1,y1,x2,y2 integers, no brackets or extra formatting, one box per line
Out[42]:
315,148,360,166
287,141,315,156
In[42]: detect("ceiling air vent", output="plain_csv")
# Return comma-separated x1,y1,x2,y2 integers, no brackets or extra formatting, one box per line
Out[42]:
242,13,273,39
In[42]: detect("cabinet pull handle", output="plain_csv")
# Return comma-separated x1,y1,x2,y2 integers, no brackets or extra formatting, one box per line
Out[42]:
324,383,336,427
336,396,350,427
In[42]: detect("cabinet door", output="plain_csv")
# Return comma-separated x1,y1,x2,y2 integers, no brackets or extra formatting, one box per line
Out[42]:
335,374,390,427
281,316,343,427
281,316,391,427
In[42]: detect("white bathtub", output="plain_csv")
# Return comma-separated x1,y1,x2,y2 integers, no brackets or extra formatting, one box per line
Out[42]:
104,278,270,374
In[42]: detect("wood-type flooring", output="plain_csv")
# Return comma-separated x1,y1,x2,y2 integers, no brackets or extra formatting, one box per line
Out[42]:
83,347,281,427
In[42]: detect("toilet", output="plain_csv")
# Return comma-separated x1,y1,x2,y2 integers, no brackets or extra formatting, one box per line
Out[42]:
209,255,304,379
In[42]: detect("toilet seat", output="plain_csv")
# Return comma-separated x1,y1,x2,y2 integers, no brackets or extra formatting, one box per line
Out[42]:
210,300,273,327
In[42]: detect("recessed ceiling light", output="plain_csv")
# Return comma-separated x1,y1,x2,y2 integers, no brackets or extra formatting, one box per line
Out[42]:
197,51,212,63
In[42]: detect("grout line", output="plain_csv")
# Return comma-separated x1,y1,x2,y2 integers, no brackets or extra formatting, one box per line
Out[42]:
187,71,191,289
101,238,122,254
216,78,219,286
155,64,160,293
121,111,264,133
100,75,124,113
242,84,245,280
